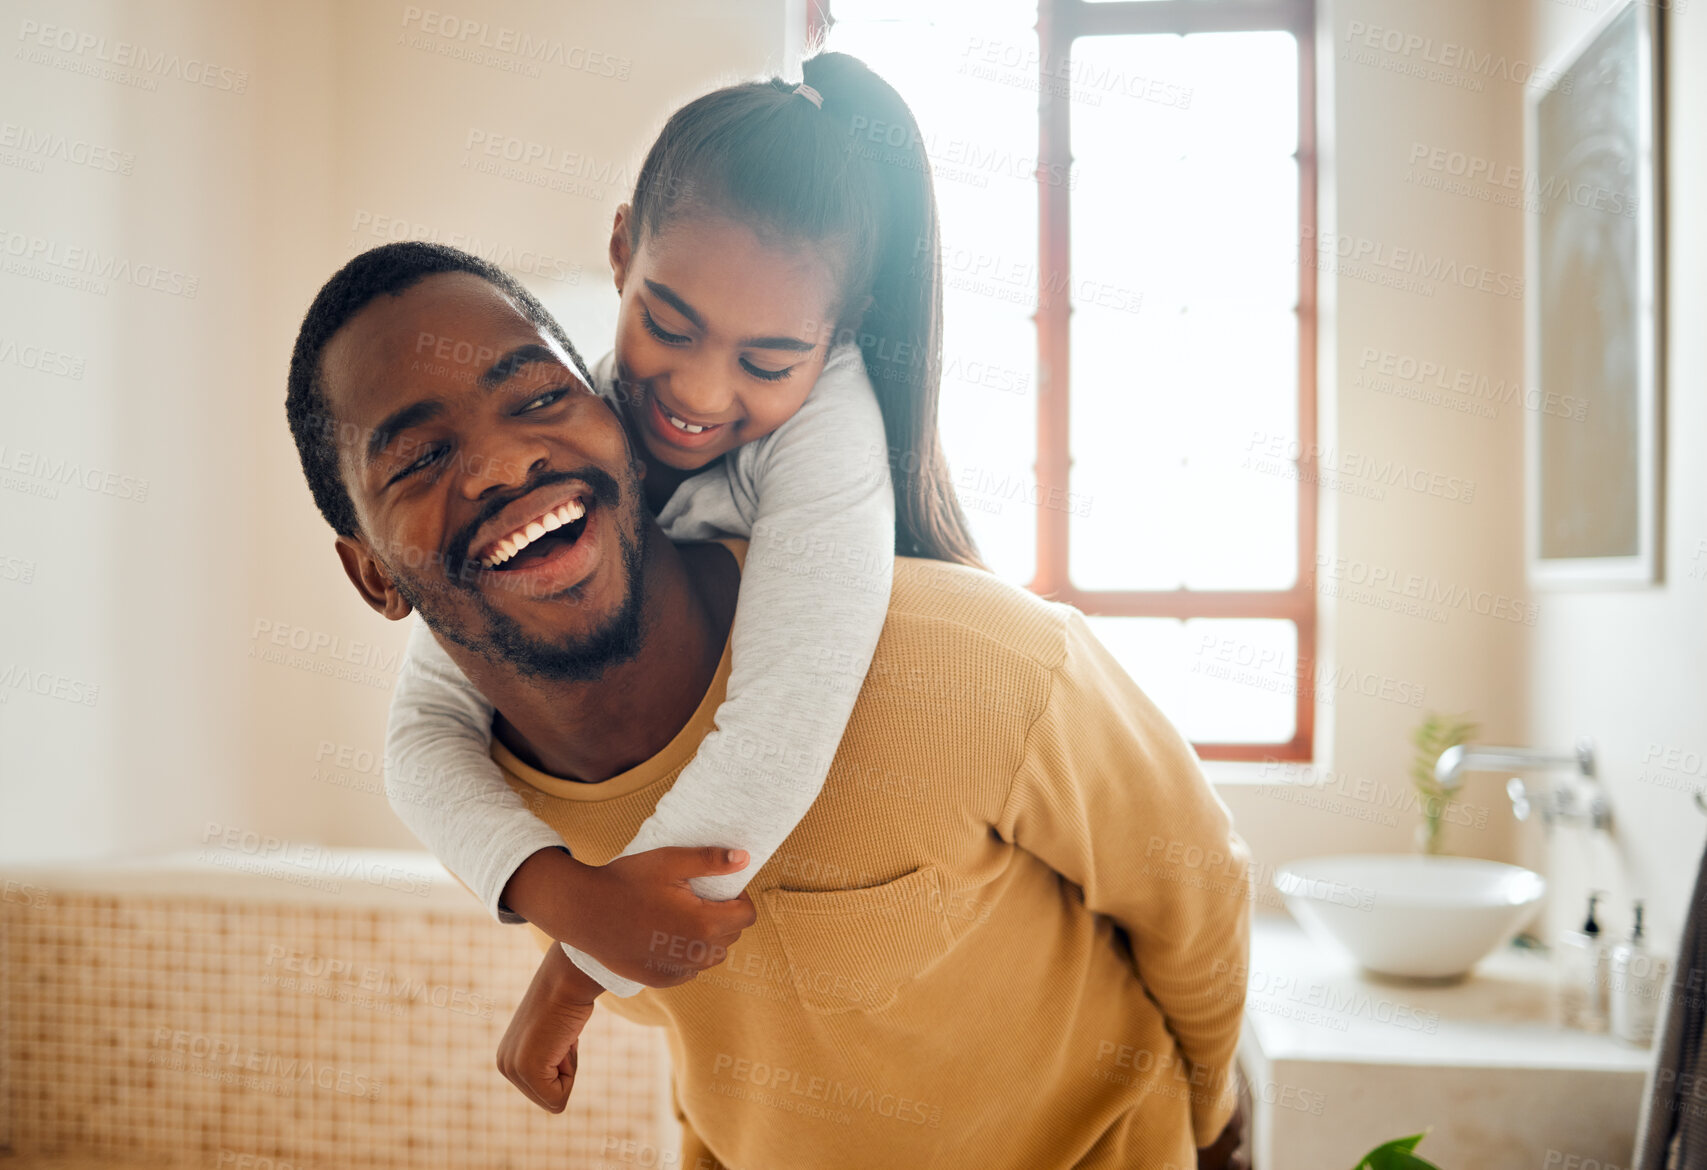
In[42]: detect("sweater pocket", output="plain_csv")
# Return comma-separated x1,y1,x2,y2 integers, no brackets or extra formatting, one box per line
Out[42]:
761,865,959,1016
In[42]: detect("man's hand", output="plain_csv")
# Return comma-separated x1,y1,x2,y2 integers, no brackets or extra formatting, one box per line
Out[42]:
501,845,759,988
497,941,603,1113
1197,1079,1250,1170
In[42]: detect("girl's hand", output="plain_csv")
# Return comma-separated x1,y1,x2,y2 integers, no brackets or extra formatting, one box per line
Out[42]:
581,846,758,987
497,941,602,1112
502,843,757,988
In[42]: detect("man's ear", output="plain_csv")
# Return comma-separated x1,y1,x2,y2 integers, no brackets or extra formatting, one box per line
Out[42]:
334,534,413,621
609,204,633,293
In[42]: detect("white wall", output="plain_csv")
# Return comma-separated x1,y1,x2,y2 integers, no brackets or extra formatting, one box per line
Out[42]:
1231,0,1707,956
1227,0,1707,959
2,0,277,860
0,0,798,860
1220,0,1535,878
1520,0,1707,953
11,0,1692,925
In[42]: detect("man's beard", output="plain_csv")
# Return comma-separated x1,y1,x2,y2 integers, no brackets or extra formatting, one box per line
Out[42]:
388,464,650,682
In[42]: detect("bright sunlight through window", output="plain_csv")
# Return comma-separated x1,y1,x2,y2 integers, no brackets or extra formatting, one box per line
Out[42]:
825,0,1316,757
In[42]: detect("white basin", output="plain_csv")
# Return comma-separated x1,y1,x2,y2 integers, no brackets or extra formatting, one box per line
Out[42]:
1273,854,1546,980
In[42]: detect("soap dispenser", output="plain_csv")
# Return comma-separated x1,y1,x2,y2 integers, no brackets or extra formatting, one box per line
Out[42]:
1557,891,1608,1030
1610,901,1668,1046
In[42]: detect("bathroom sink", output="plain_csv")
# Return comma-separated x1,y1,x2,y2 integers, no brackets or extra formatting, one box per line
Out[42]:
1273,854,1546,980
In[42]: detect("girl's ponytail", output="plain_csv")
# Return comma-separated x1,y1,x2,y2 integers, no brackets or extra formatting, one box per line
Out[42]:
627,51,984,568
801,53,983,569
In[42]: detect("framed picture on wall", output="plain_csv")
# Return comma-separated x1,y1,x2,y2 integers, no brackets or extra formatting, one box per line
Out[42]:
1526,0,1664,586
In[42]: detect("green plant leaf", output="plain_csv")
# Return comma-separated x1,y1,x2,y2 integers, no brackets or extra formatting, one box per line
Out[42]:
1355,1132,1444,1170
1408,712,1480,842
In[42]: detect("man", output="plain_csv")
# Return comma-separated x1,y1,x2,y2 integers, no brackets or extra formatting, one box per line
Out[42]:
286,242,1252,1169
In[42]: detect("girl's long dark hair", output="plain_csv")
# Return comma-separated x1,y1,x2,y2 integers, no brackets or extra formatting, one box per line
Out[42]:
627,51,983,568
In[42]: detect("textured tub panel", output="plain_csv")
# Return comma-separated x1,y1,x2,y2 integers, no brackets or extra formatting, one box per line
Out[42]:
0,890,672,1169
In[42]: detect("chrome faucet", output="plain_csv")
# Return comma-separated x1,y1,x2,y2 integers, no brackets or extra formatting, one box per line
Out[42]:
1434,740,1611,831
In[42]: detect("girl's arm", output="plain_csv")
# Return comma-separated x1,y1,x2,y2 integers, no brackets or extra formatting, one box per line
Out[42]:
561,343,896,995
385,619,567,923
387,618,758,990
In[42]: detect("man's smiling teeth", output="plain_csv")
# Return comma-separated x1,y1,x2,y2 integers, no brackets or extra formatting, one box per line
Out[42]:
667,410,711,435
480,499,585,568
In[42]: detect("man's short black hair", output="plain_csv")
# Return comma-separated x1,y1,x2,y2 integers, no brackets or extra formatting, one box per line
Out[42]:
285,241,592,537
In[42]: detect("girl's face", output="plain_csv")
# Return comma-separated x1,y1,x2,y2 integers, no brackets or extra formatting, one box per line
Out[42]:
608,207,845,471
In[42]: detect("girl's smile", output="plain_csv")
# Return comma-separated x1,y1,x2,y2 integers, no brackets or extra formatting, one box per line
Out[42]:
641,388,730,453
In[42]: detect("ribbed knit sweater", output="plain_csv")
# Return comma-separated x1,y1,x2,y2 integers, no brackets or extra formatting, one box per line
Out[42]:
495,547,1252,1170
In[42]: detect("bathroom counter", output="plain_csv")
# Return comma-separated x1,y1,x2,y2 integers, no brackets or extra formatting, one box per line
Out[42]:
1239,913,1650,1169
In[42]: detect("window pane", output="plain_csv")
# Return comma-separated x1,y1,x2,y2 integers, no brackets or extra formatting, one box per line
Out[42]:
1083,617,1193,731
1068,31,1301,592
1070,305,1299,590
940,302,1039,583
1064,32,1298,160
1087,616,1297,743
827,3,1040,584
831,0,1035,23
1182,617,1297,742
830,7,1312,751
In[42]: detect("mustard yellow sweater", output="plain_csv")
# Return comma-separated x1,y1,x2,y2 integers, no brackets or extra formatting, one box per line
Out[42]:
495,549,1251,1169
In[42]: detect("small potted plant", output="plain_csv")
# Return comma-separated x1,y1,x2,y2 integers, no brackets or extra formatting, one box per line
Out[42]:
1409,712,1479,855
1356,1133,1443,1169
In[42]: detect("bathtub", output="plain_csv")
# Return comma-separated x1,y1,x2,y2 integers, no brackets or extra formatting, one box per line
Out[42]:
0,848,675,1169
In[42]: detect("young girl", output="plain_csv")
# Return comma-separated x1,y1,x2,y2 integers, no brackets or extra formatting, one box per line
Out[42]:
385,52,982,996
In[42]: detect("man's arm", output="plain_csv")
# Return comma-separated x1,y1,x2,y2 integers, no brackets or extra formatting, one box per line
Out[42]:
995,610,1252,1147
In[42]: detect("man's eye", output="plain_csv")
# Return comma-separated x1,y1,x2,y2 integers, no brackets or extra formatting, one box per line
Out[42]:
389,445,445,485
641,308,690,345
741,360,794,383
519,388,569,412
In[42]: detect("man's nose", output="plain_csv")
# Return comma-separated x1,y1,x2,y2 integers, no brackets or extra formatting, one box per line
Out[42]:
458,429,550,500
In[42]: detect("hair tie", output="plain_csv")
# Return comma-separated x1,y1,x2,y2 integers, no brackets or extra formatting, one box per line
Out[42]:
792,83,823,109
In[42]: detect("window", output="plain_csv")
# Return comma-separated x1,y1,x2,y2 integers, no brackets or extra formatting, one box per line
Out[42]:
821,0,1317,760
